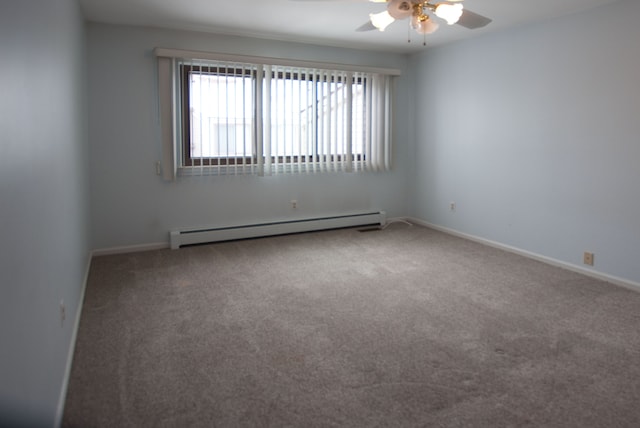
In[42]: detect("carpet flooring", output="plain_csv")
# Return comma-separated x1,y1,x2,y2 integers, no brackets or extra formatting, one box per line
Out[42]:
63,224,640,427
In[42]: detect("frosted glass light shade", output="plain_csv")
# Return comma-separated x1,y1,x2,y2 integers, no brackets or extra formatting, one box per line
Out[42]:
412,16,439,35
387,0,413,20
370,10,395,31
434,3,464,25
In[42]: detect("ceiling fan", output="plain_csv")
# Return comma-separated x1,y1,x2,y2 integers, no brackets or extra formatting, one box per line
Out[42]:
298,0,492,43
364,0,492,38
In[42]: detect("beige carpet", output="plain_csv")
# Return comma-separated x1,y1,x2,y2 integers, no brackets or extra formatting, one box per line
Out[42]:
63,224,640,427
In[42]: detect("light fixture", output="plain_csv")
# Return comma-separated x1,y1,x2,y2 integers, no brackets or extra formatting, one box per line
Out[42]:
411,14,439,35
434,3,464,25
370,10,396,31
356,0,491,45
370,1,469,37
387,0,413,20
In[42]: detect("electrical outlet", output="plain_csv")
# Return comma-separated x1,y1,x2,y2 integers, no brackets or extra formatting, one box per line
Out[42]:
291,200,297,209
583,252,594,266
60,299,66,327
450,202,456,211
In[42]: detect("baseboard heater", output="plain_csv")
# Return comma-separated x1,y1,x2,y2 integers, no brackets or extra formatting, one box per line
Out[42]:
170,211,386,249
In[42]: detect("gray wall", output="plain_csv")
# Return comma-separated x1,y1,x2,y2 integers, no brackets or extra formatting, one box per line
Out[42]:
87,24,411,250
409,0,640,285
0,0,89,426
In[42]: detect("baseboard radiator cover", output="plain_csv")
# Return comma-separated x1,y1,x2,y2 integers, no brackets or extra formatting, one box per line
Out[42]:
170,211,386,249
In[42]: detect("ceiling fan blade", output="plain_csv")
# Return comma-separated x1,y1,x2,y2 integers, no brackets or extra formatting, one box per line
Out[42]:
456,9,492,29
356,21,377,32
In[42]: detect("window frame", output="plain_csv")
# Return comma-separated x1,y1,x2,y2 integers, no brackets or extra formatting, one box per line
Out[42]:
180,64,368,168
180,64,257,167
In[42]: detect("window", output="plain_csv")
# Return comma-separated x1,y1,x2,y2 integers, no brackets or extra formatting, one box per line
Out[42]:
181,65,254,167
155,49,398,178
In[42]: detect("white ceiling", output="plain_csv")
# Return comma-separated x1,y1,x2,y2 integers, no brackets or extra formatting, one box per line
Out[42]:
79,0,621,53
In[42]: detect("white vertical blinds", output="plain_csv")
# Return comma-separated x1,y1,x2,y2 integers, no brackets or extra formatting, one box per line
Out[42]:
157,56,177,181
154,48,399,179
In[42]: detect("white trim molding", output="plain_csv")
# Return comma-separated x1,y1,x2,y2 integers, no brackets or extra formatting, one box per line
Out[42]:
407,217,640,293
55,251,92,427
92,242,170,257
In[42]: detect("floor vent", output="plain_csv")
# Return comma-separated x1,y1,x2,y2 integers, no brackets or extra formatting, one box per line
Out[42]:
357,226,383,232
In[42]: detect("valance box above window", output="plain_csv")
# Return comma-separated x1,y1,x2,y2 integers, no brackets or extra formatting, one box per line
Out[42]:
154,48,400,180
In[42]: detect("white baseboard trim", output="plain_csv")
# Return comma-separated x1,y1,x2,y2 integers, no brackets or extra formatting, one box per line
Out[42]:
92,242,169,257
55,251,92,428
407,217,640,293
